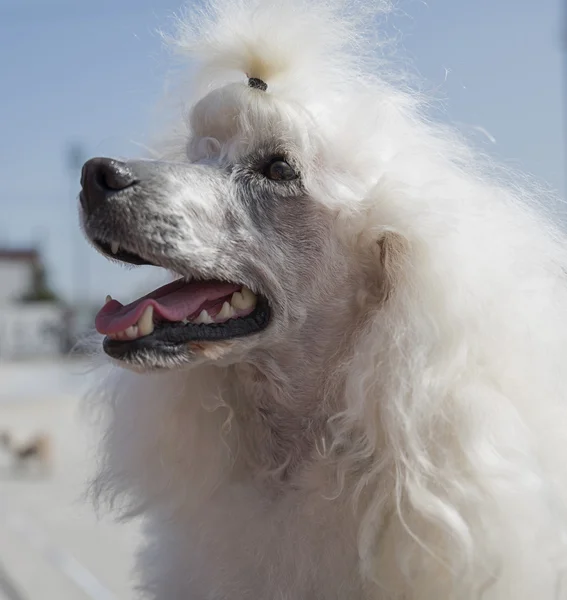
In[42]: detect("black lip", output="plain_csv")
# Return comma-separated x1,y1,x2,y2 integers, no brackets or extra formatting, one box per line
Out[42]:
103,297,271,360
94,239,153,266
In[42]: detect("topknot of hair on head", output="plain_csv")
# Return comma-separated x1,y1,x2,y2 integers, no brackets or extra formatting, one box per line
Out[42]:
248,76,268,91
169,0,394,105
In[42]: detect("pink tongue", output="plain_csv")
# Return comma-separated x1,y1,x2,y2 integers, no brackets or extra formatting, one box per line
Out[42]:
95,279,240,335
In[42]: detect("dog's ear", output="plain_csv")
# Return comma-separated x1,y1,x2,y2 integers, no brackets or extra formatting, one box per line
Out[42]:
357,229,409,303
377,231,409,291
350,179,412,301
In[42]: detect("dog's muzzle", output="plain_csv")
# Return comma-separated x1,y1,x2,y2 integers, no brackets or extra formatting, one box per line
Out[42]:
78,156,272,365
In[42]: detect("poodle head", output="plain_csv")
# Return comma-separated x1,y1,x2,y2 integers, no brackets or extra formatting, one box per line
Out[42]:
79,0,402,371
80,80,391,371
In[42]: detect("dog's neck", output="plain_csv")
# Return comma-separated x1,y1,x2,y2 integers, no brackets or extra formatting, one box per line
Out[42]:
224,324,356,482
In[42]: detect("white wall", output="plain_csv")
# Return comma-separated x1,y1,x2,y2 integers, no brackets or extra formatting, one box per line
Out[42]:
0,261,32,303
0,304,64,359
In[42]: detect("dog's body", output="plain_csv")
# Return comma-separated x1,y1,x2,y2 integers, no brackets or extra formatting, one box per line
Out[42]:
82,1,567,598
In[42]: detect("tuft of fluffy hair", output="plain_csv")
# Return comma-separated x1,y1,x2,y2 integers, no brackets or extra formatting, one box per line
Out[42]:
87,1,567,599
170,0,393,96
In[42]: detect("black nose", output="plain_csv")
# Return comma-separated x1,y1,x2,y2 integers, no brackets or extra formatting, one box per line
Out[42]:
80,157,137,214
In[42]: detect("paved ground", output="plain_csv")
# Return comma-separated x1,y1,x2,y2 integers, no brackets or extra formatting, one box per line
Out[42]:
0,360,141,600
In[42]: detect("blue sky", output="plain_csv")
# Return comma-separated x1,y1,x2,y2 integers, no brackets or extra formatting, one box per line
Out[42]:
0,0,564,305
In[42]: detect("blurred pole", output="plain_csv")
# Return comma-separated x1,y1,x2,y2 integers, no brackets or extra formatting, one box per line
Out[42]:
563,0,567,196
66,142,87,346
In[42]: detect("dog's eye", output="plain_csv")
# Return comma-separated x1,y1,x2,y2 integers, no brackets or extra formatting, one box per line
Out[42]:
265,159,298,182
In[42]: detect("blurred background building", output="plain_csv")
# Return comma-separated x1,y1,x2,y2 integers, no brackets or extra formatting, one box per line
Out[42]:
0,247,67,359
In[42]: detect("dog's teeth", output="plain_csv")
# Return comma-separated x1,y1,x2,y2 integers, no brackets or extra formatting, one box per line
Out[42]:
105,295,112,305
241,286,257,306
125,325,138,339
217,301,236,321
194,309,213,325
230,286,257,311
230,292,245,309
113,329,129,341
137,305,154,336
110,241,120,255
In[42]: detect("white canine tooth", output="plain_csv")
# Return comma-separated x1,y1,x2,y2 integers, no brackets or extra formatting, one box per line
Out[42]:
137,305,154,336
105,295,112,305
110,241,120,255
241,286,257,306
230,292,244,309
217,301,236,321
231,287,257,310
194,309,213,325
125,325,138,339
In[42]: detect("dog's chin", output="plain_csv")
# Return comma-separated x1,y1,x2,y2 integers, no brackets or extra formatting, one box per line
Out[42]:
104,335,269,372
103,341,225,372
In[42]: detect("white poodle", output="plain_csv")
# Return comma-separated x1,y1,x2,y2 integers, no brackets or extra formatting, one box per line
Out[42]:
79,1,567,598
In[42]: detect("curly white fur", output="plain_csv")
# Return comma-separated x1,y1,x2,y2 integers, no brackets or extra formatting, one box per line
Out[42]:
86,1,567,598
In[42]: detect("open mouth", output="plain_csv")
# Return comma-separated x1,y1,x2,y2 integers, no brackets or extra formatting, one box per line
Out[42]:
93,240,271,359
